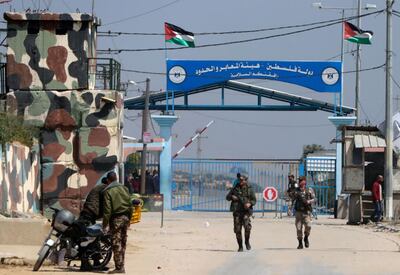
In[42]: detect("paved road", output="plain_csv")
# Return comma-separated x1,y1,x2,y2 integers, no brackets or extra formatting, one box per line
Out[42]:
1,212,399,275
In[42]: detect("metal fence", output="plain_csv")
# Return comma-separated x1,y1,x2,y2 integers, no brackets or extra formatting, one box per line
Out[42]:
124,151,160,176
172,159,300,213
88,58,121,90
305,157,336,215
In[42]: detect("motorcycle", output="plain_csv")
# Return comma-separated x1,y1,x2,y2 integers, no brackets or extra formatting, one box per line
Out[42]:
33,207,112,271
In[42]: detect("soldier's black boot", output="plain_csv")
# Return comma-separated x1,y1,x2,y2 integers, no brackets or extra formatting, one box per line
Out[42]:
245,232,251,250
297,238,303,249
236,235,243,252
304,235,309,248
80,258,93,271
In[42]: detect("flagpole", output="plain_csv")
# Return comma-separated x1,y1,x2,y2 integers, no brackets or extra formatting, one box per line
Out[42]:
340,9,344,114
164,22,194,115
164,35,169,114
355,0,361,125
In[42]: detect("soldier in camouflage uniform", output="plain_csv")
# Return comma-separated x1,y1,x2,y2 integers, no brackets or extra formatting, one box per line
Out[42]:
226,176,256,252
103,172,133,274
79,177,108,225
293,177,315,249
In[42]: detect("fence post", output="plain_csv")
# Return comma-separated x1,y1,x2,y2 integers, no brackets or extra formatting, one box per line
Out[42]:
190,162,193,210
161,194,164,228
262,198,265,217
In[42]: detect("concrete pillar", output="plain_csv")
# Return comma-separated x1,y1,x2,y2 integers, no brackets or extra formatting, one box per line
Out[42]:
329,116,357,219
328,116,357,197
348,194,363,225
152,115,178,210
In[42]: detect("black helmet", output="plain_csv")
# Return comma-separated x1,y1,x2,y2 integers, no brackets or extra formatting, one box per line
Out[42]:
53,209,76,233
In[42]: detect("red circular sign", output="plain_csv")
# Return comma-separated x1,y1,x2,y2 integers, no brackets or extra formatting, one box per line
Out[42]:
263,187,278,202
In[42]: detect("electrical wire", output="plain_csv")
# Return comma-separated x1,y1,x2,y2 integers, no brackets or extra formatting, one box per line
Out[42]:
42,0,52,10
103,0,182,26
326,50,358,61
393,11,400,19
124,110,160,136
99,9,382,37
60,0,73,12
30,0,36,10
0,36,7,46
110,36,122,64
149,113,160,136
99,10,384,53
390,71,400,91
358,101,371,123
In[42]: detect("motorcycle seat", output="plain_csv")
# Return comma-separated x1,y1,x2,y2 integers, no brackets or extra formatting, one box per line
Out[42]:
86,224,103,237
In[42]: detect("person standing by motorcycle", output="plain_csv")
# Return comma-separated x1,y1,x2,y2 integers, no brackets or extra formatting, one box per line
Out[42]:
79,177,109,225
226,176,256,252
75,177,109,271
293,177,315,249
103,171,133,274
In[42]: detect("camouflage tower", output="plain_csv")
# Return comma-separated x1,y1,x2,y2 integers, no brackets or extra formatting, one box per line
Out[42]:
4,12,123,215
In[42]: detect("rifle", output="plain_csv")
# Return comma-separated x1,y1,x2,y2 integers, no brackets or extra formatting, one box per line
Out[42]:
294,190,313,213
230,187,254,217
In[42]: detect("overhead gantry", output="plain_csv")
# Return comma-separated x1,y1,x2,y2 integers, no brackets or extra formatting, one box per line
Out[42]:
124,80,354,115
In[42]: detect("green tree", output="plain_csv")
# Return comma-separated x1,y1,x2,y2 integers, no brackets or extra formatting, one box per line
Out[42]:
302,144,325,159
125,152,141,175
0,112,39,148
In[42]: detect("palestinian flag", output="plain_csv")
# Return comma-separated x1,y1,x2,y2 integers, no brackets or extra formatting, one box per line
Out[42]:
344,21,373,45
165,22,195,47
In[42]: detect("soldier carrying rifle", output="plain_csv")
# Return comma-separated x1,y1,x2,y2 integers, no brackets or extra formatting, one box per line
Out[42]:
293,176,315,249
226,176,256,252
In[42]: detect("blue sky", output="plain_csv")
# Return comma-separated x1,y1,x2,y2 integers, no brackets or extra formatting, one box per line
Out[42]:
1,0,397,159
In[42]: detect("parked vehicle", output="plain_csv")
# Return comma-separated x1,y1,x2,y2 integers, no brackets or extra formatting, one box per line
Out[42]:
33,207,112,271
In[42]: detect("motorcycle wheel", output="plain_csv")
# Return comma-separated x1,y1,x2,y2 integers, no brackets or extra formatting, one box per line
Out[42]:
84,235,112,270
33,245,51,271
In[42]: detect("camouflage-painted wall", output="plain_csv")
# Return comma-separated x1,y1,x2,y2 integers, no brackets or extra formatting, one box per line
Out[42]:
4,12,96,91
0,143,41,213
6,90,123,215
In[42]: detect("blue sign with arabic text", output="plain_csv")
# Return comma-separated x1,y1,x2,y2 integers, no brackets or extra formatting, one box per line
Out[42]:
167,60,341,93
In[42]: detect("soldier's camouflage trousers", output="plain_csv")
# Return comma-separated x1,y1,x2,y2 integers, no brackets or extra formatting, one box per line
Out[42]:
233,212,252,238
295,211,312,239
110,214,130,270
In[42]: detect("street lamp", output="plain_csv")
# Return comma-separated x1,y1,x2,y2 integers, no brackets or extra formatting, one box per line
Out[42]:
121,80,144,96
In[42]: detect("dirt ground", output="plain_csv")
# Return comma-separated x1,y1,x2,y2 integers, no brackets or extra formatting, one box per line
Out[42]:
1,211,400,275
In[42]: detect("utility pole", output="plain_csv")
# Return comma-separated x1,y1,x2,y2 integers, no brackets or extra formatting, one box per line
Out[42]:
196,130,203,161
355,0,362,125
385,0,393,219
140,78,150,194
91,0,95,16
